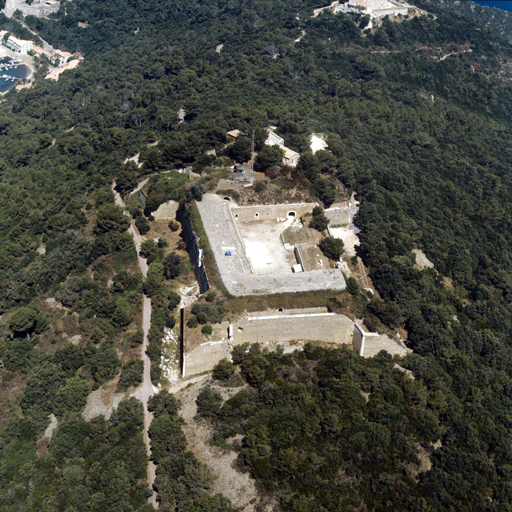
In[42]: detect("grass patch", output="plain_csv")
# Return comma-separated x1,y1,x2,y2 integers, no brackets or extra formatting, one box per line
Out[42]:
148,170,189,196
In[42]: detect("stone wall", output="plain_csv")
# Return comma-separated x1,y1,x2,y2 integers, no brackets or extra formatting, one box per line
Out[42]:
232,312,355,346
352,323,364,355
182,308,407,377
324,206,351,226
184,340,230,377
231,203,317,223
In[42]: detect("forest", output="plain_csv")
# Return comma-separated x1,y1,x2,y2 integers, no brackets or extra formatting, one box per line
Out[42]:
1,0,512,509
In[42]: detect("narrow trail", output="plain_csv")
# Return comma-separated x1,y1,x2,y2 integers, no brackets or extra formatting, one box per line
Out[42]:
112,181,156,507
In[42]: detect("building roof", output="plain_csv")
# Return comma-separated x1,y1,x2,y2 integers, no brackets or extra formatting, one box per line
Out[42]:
7,35,33,47
279,144,299,160
33,46,52,57
227,129,242,138
55,49,72,58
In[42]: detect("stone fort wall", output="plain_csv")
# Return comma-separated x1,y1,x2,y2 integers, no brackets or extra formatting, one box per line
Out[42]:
182,308,408,377
231,203,317,223
324,206,351,226
4,0,60,18
233,312,355,346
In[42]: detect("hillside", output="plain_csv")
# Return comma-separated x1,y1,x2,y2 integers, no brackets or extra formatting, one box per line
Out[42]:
2,0,512,510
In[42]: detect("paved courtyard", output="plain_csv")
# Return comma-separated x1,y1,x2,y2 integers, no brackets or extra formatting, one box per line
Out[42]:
238,218,296,274
196,194,346,296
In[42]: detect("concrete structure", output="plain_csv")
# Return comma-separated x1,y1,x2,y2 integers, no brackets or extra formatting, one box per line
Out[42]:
227,129,243,139
332,0,416,27
231,202,316,223
3,0,60,18
183,307,407,376
153,200,179,221
196,194,346,296
6,35,33,54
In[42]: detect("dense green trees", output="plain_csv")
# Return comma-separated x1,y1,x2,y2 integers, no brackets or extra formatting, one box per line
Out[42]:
94,204,130,235
3,0,512,509
197,344,462,510
149,390,239,511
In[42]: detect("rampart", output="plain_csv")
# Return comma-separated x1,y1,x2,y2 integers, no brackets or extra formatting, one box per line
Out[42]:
231,203,317,223
324,206,351,226
233,312,355,346
182,307,408,377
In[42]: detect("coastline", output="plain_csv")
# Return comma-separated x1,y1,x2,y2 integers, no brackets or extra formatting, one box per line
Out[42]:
0,46,34,95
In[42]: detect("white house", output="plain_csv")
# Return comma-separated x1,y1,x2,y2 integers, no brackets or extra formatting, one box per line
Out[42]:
265,129,299,167
265,130,285,146
6,35,34,54
279,145,299,167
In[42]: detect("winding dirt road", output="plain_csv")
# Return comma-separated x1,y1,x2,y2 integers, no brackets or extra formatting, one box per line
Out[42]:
112,182,156,507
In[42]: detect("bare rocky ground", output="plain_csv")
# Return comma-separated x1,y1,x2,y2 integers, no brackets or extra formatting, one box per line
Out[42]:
176,376,278,512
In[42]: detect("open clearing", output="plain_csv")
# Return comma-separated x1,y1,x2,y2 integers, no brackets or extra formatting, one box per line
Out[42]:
330,224,361,256
176,376,277,511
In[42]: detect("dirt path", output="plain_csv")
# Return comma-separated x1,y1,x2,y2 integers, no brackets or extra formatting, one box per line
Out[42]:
112,181,155,506
175,377,275,511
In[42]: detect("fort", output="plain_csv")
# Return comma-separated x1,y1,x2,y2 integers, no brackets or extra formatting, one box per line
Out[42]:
3,0,60,18
196,194,356,296
183,307,407,376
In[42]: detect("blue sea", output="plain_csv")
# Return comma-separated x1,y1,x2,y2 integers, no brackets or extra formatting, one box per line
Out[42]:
473,1,512,13
0,57,29,94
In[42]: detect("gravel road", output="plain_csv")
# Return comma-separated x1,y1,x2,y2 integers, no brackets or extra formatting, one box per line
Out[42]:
113,181,156,507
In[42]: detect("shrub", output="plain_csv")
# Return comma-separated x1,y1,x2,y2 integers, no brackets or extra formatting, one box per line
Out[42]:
8,307,37,336
196,388,222,418
309,206,330,232
212,358,235,380
119,359,144,389
201,324,213,335
168,291,181,310
168,220,180,231
346,276,359,295
187,315,198,328
197,311,208,325
163,252,182,279
135,216,150,235
319,237,344,260
205,291,217,302
91,343,121,382
253,181,267,193
128,328,144,347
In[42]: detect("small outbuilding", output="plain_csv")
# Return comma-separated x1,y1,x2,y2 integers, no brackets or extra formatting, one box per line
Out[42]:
227,129,243,140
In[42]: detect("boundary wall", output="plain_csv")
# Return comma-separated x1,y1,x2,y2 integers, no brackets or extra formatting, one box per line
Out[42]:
177,208,209,294
324,206,351,226
231,203,317,223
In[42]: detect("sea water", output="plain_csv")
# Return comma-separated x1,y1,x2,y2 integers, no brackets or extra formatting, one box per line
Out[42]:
473,1,512,13
0,57,29,94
